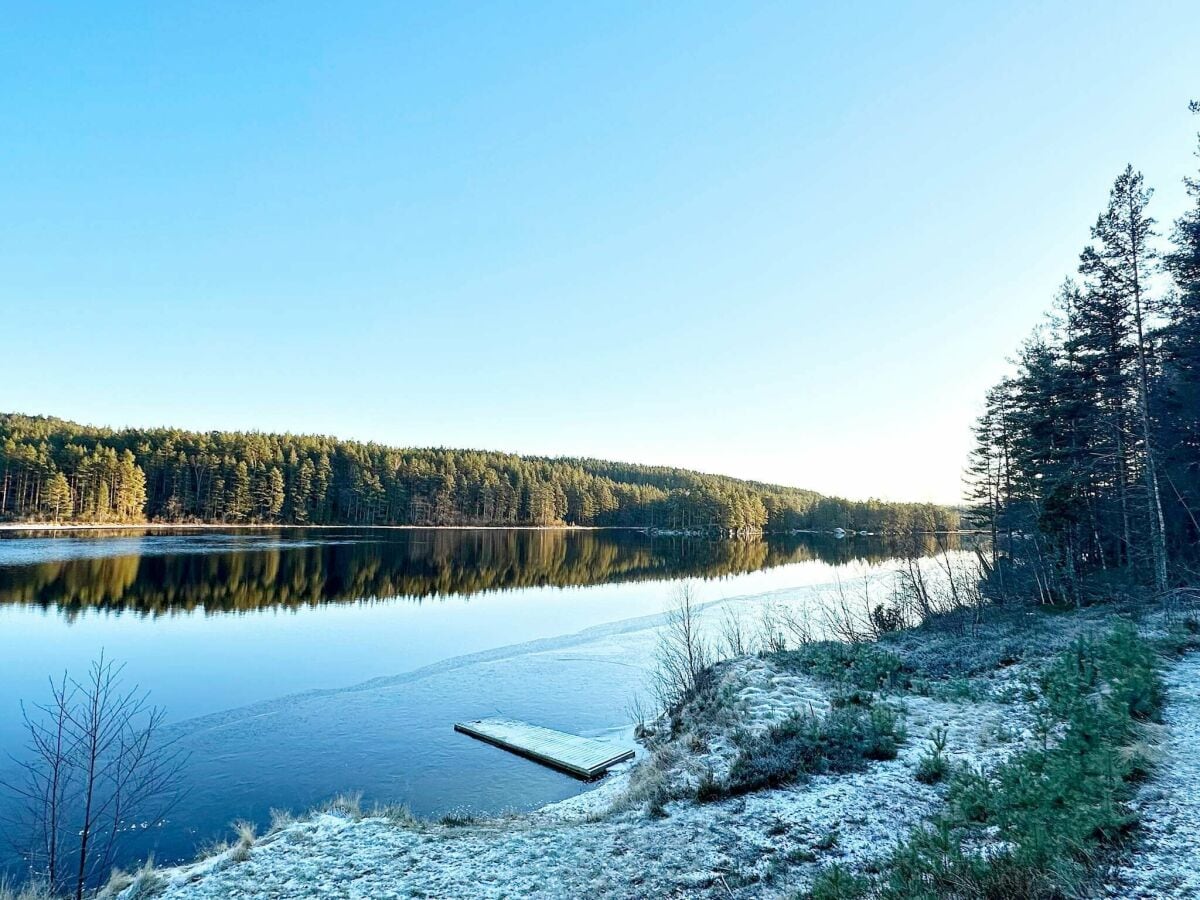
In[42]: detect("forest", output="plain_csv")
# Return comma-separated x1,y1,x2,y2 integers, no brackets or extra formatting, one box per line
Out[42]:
969,103,1200,600
0,414,957,534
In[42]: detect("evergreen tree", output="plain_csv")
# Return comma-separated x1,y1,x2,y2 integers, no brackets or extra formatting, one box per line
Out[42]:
1160,100,1200,554
229,462,252,522
1079,166,1167,590
43,471,73,522
115,450,147,521
970,111,1200,596
264,467,285,521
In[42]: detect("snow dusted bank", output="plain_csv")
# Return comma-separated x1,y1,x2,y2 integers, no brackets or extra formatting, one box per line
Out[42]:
109,651,1037,899
101,599,1200,899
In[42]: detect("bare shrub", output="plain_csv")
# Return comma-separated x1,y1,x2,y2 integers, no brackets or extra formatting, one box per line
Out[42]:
1,653,187,900
894,540,987,634
1162,586,1200,626
718,605,751,658
625,693,652,738
651,584,712,712
819,574,874,643
778,602,817,648
757,600,789,653
896,544,936,624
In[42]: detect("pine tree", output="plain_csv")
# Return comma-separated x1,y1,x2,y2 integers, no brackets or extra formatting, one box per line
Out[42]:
115,450,147,521
1160,101,1200,553
265,467,285,521
229,462,252,522
43,471,73,522
292,458,315,524
1079,167,1166,588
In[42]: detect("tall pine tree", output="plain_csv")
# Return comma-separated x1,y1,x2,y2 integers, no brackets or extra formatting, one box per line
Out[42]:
1079,166,1168,590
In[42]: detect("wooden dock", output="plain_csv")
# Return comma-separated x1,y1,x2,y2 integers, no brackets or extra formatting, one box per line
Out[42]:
454,717,635,780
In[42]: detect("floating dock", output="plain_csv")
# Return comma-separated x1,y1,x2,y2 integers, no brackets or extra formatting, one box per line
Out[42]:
454,717,635,780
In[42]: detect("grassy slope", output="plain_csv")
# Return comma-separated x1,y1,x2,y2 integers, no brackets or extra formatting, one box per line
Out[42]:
799,608,1191,900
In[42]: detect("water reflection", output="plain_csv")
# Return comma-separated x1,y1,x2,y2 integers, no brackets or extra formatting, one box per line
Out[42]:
0,528,960,616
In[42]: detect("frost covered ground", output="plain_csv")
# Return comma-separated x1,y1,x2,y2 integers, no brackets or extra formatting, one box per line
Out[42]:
99,585,1170,900
116,654,1036,899
1107,650,1200,899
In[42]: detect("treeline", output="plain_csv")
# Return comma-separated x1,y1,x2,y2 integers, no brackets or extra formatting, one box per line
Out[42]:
0,415,957,533
969,103,1200,602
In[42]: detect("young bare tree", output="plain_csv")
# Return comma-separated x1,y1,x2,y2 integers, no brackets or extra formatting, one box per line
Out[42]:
755,599,790,653
2,653,186,899
651,583,712,712
819,573,868,643
776,600,816,648
896,540,935,624
717,604,751,658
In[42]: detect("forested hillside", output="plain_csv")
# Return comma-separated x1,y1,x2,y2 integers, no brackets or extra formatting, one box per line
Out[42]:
969,103,1200,598
0,414,956,532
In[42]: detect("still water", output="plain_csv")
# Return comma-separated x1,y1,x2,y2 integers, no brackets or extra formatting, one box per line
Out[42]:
0,527,945,873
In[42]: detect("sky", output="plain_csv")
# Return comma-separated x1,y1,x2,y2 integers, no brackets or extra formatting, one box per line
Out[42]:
2,2,1198,505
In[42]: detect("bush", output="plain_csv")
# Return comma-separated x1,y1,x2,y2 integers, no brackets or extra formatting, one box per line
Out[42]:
814,829,839,851
914,726,950,785
774,642,910,693
869,625,1164,899
863,706,905,760
787,847,817,864
725,703,905,796
438,811,478,827
914,753,949,785
870,603,905,635
803,863,871,899
694,769,722,803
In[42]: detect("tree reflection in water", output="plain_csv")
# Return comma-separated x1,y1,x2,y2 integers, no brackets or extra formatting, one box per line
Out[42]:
0,528,959,618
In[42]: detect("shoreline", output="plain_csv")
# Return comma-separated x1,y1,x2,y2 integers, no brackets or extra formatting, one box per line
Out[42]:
0,522,608,533
0,521,983,536
108,601,1106,900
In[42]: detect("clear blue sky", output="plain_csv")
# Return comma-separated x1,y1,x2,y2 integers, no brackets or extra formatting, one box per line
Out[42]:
2,2,1197,504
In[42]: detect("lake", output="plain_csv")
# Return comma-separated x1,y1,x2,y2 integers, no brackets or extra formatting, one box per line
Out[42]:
0,527,952,876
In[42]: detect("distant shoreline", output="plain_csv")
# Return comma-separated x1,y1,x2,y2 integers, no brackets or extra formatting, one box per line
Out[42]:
0,522,607,533
0,522,981,536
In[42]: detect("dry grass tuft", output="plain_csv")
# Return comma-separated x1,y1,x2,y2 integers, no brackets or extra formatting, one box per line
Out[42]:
324,791,364,820
268,808,297,833
371,801,419,826
611,745,681,816
228,820,258,862
193,838,230,863
98,867,134,897
124,856,165,899
0,877,56,900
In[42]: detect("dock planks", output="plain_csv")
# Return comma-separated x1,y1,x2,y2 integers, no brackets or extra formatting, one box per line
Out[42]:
454,717,635,780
